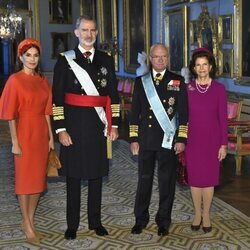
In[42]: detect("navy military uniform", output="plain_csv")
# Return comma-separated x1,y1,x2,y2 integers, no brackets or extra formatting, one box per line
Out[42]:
129,69,188,231
52,46,120,231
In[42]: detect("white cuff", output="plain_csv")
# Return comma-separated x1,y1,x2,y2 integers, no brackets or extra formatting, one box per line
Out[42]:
56,128,66,134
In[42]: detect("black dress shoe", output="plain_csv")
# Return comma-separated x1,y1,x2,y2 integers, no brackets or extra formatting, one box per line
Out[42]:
64,229,77,240
90,226,109,236
131,224,146,234
157,227,169,236
191,217,202,231
202,226,212,233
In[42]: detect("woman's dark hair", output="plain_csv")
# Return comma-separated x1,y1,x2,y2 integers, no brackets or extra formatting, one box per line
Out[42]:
189,50,216,79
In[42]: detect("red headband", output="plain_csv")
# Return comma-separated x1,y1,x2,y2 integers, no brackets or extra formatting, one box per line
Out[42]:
18,38,42,57
192,47,211,55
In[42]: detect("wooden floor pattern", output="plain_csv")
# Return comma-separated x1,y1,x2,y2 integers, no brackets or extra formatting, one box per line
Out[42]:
0,119,250,217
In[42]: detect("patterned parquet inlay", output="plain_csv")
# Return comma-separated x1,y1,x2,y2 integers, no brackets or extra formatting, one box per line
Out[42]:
0,140,249,249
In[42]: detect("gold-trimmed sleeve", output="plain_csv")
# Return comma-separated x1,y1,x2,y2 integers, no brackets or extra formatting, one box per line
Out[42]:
129,124,139,138
111,104,120,118
178,125,188,138
52,104,65,121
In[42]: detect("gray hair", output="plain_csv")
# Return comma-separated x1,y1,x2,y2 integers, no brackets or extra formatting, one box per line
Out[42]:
149,43,169,57
75,15,97,29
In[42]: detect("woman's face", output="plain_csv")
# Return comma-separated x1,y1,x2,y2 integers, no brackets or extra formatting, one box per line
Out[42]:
20,47,40,72
193,56,212,79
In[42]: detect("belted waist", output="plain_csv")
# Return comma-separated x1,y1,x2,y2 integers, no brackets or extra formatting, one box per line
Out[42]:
64,93,112,134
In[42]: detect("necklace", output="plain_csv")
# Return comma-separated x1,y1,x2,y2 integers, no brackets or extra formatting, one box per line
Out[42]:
195,80,211,94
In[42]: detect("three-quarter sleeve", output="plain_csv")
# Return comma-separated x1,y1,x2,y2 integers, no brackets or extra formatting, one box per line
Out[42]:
0,76,19,120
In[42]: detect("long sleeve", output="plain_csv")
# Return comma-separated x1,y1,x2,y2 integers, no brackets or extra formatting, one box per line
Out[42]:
176,79,188,144
52,55,68,130
129,76,141,143
218,84,228,145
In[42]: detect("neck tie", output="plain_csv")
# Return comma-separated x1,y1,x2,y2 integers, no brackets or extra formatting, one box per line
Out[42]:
155,73,163,85
83,51,92,63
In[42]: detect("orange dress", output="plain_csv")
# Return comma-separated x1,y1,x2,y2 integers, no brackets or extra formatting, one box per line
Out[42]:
0,71,52,194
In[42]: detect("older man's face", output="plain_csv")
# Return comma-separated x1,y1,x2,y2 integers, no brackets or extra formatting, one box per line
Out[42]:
150,45,169,72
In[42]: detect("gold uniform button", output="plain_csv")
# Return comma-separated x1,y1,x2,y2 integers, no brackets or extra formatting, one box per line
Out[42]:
148,124,152,128
149,115,152,119
149,107,152,110
163,99,166,103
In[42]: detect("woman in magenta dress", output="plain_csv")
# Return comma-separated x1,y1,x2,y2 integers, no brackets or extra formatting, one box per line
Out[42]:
185,48,228,233
0,39,54,243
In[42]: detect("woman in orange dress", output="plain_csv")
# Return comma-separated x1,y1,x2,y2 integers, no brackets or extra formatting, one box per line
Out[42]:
0,39,54,243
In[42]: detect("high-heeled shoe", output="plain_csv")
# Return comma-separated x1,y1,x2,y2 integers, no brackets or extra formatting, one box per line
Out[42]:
202,225,212,233
35,231,43,239
191,217,202,231
21,224,40,244
26,236,40,244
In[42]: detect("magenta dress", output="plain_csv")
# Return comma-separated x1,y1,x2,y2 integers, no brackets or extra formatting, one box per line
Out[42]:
185,80,228,187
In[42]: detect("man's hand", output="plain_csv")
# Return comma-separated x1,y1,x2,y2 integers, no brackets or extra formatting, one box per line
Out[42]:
130,142,139,155
58,131,73,146
110,127,119,141
174,142,185,154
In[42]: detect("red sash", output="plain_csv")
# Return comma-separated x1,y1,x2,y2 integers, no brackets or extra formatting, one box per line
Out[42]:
64,93,112,135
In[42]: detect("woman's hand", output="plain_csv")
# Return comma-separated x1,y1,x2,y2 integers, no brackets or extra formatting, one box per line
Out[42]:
49,137,55,151
218,145,227,161
12,142,22,156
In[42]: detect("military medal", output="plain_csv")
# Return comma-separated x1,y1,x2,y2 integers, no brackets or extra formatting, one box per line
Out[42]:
155,72,162,86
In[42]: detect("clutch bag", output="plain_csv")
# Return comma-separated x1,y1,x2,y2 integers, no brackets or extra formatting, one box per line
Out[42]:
47,149,61,177
177,151,188,186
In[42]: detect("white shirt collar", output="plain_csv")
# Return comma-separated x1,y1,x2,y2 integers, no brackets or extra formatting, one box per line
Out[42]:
78,44,95,62
152,69,166,78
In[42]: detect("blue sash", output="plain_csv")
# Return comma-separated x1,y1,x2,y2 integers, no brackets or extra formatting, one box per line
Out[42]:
141,73,176,149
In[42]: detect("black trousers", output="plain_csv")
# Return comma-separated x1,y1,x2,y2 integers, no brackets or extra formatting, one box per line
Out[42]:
134,149,176,229
66,176,102,230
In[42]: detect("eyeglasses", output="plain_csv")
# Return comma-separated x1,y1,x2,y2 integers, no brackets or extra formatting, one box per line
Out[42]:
150,55,168,59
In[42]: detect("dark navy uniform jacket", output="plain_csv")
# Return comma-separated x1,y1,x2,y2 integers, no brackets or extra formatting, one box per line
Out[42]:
52,47,120,179
129,70,188,151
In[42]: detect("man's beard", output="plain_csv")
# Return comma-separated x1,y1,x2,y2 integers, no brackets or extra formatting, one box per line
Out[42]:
83,38,96,47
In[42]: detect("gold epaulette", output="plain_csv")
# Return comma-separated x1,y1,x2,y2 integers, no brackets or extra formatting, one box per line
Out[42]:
60,52,65,56
111,104,120,117
52,104,65,121
129,124,139,137
178,124,188,138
